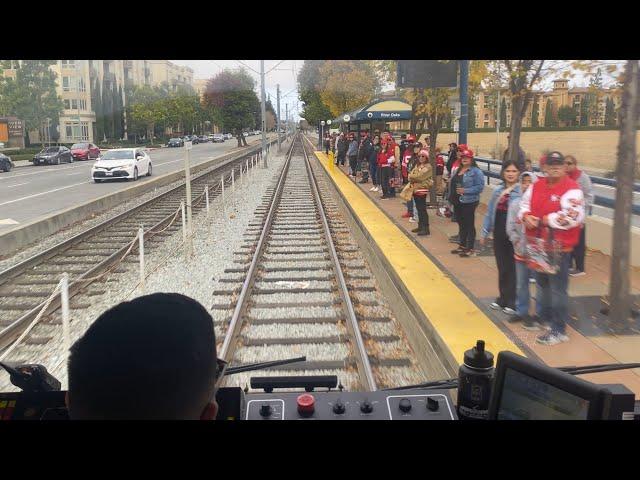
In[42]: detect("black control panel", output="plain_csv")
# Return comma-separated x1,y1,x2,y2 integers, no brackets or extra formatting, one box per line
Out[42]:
244,389,458,420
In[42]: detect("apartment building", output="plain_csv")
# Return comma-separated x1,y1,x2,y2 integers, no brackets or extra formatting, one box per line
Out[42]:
474,79,622,129
2,60,194,144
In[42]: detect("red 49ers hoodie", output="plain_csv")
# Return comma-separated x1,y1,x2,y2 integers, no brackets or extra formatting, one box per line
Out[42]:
518,175,585,251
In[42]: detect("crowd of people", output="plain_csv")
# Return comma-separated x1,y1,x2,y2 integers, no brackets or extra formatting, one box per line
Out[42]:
325,130,594,347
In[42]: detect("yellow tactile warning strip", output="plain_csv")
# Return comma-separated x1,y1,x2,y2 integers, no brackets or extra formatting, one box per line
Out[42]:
312,150,525,364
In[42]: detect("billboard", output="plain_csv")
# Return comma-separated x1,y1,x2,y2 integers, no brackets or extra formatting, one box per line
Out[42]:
396,60,459,89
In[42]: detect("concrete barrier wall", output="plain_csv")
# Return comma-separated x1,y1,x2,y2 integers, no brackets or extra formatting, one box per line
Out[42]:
0,143,269,257
478,186,640,267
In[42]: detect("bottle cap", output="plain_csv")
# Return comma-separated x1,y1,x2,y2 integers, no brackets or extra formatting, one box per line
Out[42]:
463,340,494,369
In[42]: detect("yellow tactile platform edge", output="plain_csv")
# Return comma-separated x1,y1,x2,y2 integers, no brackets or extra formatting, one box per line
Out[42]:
313,150,525,364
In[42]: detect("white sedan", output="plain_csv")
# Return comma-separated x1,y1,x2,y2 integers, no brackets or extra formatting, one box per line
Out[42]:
91,148,152,183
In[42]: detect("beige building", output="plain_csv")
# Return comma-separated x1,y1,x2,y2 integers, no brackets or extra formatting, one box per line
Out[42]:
474,79,621,129
194,79,208,99
1,60,194,144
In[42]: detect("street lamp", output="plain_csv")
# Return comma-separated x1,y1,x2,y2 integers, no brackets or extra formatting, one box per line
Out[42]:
320,120,325,147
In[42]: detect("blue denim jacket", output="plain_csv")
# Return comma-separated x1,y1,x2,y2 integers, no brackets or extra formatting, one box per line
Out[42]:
481,183,522,238
459,166,485,204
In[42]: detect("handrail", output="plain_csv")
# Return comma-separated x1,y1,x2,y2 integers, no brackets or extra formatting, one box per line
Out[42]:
442,152,640,192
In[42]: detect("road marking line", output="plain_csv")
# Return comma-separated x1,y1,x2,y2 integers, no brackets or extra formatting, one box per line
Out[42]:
0,163,91,180
0,218,20,225
0,181,91,207
6,182,29,188
66,172,86,176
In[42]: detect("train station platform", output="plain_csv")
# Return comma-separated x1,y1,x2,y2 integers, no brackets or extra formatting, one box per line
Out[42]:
311,147,640,396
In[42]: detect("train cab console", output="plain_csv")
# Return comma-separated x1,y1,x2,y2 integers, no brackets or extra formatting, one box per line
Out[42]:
1,351,639,421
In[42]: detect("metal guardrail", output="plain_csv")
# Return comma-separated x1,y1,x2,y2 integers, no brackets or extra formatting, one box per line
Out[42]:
442,153,640,215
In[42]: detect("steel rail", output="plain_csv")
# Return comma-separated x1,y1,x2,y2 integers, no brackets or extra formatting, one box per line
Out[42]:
218,137,297,361
300,135,377,391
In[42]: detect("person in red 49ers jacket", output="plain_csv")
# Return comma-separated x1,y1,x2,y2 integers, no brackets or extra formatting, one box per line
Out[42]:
518,151,585,346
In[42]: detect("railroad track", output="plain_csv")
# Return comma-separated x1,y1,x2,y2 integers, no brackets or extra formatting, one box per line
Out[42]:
214,134,425,391
0,143,270,357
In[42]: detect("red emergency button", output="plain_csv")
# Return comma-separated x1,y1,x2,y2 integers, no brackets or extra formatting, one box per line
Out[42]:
297,394,315,417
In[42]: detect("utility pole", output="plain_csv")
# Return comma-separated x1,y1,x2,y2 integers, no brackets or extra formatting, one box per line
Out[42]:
496,62,501,160
286,103,288,138
459,60,469,145
184,141,193,257
260,60,267,168
277,83,281,152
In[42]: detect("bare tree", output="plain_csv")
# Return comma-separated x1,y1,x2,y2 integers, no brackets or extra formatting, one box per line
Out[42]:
608,60,639,329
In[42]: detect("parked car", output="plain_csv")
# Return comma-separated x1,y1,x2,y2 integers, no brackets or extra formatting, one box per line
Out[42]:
92,148,152,183
198,135,210,143
212,134,225,143
33,146,73,165
167,137,184,148
70,142,100,161
224,133,233,140
243,132,249,137
0,142,5,149
0,153,14,172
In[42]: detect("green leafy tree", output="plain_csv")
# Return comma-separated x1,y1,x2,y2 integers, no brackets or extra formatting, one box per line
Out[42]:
127,85,166,142
557,105,577,126
0,60,64,146
298,60,334,128
92,76,104,142
588,68,603,125
579,95,590,126
604,97,616,126
544,99,556,126
530,97,539,127
203,68,260,146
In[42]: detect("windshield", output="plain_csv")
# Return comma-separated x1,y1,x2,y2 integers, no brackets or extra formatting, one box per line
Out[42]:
100,150,135,160
169,138,180,141
71,143,89,149
42,147,59,153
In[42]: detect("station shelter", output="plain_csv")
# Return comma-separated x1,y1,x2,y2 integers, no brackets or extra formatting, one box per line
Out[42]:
330,98,413,137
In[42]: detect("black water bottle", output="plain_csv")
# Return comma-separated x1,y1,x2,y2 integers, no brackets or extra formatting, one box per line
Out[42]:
457,340,494,420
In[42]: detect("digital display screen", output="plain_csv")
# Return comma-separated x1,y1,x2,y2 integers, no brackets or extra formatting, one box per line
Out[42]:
497,368,590,420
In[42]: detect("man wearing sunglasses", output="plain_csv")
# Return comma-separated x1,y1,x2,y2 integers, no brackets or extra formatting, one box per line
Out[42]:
67,293,224,420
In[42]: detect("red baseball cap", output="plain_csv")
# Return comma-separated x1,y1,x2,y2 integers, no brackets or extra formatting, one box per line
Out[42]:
460,148,474,159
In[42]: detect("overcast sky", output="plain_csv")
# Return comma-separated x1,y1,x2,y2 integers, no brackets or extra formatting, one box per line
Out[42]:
171,60,303,121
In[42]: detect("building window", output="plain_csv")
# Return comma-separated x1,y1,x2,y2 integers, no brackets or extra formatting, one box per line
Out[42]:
77,77,86,92
65,121,89,141
63,76,70,92
64,99,71,109
484,113,489,120
61,60,76,68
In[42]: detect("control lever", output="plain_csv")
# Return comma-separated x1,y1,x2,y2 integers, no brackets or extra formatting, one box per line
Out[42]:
0,362,61,393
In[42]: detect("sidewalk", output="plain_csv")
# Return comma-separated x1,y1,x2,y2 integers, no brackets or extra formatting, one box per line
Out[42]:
328,156,640,395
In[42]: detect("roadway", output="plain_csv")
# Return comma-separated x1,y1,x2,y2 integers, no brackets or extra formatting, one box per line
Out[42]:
0,136,274,234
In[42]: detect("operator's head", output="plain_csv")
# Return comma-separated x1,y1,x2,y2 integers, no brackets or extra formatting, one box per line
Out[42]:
67,293,220,420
